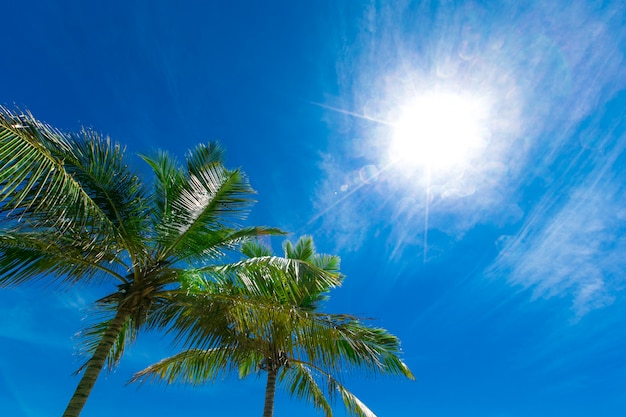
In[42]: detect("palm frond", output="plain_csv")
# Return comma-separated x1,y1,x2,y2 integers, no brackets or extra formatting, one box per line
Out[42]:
1,108,72,212
61,129,149,257
241,239,274,258
282,236,344,309
176,226,284,265
326,321,414,379
283,236,315,262
140,150,186,238
201,254,343,307
281,363,333,417
0,230,127,287
130,348,236,386
312,253,341,275
76,314,137,374
335,384,377,417
185,142,225,176
237,350,264,378
150,150,264,261
157,290,280,351
0,108,119,241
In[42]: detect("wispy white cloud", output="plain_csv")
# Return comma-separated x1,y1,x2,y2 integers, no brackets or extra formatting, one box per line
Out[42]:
488,152,626,317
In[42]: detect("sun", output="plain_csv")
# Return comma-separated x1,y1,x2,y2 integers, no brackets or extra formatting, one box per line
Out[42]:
388,91,489,174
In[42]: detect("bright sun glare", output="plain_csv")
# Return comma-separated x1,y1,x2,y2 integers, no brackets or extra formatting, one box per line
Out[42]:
389,91,489,174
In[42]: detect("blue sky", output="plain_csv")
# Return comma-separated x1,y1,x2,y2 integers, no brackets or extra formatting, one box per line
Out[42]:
1,1,626,416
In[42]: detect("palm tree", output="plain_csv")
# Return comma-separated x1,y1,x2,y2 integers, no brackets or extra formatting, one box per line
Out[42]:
0,108,281,417
132,236,414,417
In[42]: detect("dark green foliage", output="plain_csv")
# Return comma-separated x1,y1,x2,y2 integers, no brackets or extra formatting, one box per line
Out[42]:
0,107,283,416
133,236,414,417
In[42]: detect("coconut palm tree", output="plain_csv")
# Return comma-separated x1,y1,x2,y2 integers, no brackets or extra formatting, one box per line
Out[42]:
0,108,281,417
132,236,414,417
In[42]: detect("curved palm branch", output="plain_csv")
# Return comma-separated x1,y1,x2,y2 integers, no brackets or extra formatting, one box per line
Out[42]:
280,360,379,417
0,230,127,287
279,361,333,417
196,250,343,309
144,144,282,263
1,109,148,287
130,348,237,386
1,108,80,216
60,130,149,256
77,314,137,374
0,108,146,254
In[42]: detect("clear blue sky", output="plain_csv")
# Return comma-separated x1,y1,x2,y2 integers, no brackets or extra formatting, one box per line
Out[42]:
2,1,626,416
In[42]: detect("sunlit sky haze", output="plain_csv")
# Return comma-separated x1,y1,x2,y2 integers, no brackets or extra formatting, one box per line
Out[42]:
2,1,626,417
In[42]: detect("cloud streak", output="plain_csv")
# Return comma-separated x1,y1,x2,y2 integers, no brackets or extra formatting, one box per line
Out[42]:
488,129,626,316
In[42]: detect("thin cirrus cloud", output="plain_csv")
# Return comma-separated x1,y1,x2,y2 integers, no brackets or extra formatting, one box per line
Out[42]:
481,1,626,317
488,105,626,317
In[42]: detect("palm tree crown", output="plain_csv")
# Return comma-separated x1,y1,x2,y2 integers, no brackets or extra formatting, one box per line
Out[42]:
133,236,414,417
0,108,280,417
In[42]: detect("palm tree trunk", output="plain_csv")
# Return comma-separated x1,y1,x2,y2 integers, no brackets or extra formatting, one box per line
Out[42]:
262,367,278,417
62,307,130,417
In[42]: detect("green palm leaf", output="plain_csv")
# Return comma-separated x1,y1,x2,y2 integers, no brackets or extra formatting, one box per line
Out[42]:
281,362,333,417
144,144,282,263
60,130,149,256
0,109,121,241
77,313,137,373
335,384,377,417
0,230,127,287
131,348,235,386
